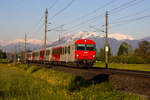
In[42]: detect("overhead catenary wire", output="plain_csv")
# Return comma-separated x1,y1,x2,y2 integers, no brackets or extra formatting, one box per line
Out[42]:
66,0,117,25
49,0,75,20
31,0,59,38
48,0,59,10
66,0,144,33
65,0,117,33
109,0,144,14
94,6,150,28
113,8,150,21
109,14,150,29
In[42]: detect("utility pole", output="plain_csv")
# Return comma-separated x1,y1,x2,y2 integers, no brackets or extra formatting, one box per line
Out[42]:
44,8,48,51
105,11,109,69
24,33,27,63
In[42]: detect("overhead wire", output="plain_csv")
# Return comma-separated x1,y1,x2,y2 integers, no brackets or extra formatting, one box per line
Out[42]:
48,0,59,10
109,0,143,13
66,0,116,25
49,0,75,20
109,14,150,29
65,0,117,33
30,0,60,38
92,0,146,29
66,0,144,33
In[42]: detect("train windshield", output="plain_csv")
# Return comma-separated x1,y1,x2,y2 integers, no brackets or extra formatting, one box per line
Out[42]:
76,44,95,51
76,44,85,50
86,44,95,51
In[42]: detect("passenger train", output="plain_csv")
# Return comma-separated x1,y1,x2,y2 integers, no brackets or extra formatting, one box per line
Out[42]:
25,39,96,66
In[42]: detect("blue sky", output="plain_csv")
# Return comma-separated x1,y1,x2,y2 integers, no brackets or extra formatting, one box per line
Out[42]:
0,0,150,41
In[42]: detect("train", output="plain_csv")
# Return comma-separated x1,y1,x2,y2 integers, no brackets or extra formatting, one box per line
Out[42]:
25,39,96,67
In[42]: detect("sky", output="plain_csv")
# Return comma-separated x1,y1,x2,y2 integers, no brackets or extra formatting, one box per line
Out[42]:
0,0,150,41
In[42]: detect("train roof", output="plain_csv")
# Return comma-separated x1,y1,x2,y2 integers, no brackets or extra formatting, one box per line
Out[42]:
75,39,95,44
27,39,95,52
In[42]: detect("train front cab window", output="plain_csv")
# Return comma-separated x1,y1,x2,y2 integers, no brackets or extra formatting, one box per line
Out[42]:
76,44,95,51
76,44,85,50
86,44,95,51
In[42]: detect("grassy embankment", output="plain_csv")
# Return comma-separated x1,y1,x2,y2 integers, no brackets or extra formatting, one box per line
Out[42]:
0,63,145,100
94,61,150,71
0,59,9,64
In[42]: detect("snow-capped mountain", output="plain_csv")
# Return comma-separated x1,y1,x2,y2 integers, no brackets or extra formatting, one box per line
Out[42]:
109,33,134,40
1,38,51,46
0,31,149,55
57,31,134,43
49,31,134,47
0,38,51,53
48,31,144,55
141,36,150,42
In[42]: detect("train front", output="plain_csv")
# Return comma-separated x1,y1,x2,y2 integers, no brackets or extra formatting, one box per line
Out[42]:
75,39,96,65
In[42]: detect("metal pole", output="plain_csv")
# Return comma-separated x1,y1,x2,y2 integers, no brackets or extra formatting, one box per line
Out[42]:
25,33,27,63
44,8,48,51
105,11,109,69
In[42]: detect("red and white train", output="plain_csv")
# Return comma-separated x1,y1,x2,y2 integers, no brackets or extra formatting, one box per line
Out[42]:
25,39,96,66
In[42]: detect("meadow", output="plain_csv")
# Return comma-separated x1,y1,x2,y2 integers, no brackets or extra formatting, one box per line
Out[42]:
0,63,145,100
94,61,150,72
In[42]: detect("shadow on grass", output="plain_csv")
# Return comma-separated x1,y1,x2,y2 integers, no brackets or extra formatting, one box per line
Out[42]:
68,74,109,91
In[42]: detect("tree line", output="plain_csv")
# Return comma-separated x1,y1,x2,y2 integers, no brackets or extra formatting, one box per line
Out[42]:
0,49,7,59
97,40,150,64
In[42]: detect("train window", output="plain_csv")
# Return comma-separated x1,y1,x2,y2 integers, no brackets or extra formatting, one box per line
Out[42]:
68,46,70,54
46,50,50,55
76,44,85,50
60,48,61,54
40,51,44,56
35,52,38,56
86,44,95,51
62,47,64,54
55,48,58,54
65,47,67,54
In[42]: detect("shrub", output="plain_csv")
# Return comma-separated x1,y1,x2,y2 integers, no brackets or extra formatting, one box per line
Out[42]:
27,66,41,73
109,56,148,64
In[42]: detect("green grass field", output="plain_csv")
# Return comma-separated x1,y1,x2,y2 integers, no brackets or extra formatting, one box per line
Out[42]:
94,61,150,71
0,63,145,100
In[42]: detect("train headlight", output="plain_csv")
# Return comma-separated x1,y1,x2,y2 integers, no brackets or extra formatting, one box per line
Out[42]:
93,55,95,57
76,54,80,57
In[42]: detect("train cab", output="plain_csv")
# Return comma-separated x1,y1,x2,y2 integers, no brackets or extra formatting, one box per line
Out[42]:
74,39,96,64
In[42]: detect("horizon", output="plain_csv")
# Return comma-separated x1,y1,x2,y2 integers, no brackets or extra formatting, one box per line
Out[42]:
0,32,149,43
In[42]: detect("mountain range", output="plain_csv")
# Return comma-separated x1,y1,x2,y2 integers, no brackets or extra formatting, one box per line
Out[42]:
0,31,149,55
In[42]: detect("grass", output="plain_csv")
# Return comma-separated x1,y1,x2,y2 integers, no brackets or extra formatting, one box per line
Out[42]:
94,61,150,71
0,59,9,63
0,63,146,100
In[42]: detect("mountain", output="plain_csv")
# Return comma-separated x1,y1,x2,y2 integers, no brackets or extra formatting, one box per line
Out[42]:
0,38,51,53
141,36,150,42
48,31,137,55
0,32,149,55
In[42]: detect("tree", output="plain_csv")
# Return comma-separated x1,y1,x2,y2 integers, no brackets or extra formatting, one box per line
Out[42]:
134,40,150,58
0,49,7,59
97,45,112,61
0,49,3,58
98,48,105,61
117,42,132,56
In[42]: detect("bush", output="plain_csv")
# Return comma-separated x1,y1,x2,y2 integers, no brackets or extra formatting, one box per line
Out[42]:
27,66,42,73
109,56,148,64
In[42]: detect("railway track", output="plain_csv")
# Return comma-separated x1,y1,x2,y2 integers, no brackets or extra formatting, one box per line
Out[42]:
31,63,150,78
87,67,150,78
28,63,150,98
